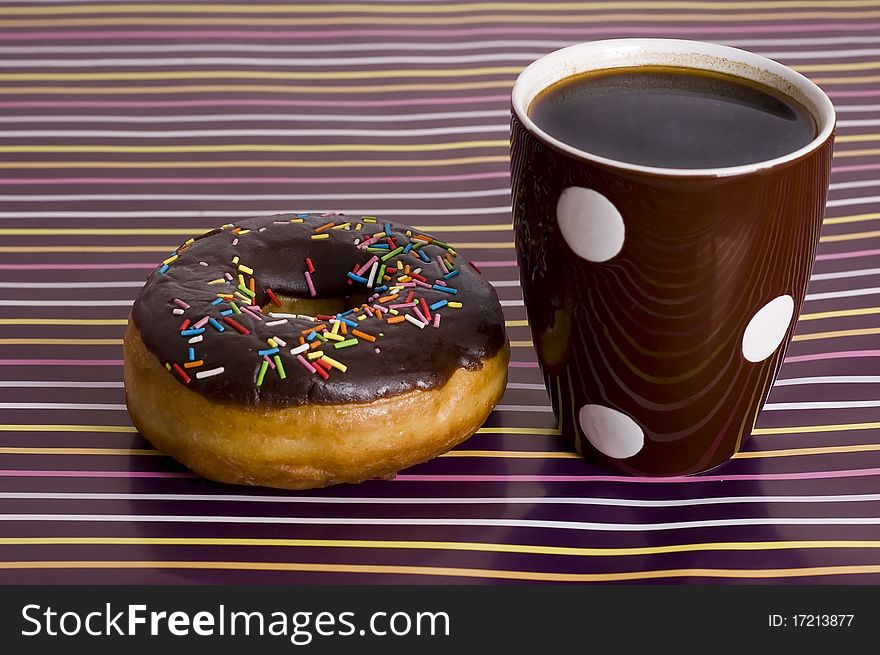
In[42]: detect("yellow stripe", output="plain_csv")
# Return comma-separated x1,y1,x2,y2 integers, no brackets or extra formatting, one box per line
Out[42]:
1,11,880,27
0,224,513,236
837,133,880,143
6,319,524,328
793,327,880,341
2,424,558,436
0,447,158,456
8,2,880,15
735,443,880,459
0,157,510,169
820,229,880,243
0,242,513,253
753,421,880,435
0,339,122,346
0,61,865,80
0,68,521,82
0,141,507,153
6,444,878,461
799,307,880,321
0,560,877,582
0,319,128,326
813,75,880,85
834,148,880,158
475,427,560,435
0,82,515,95
0,424,137,433
2,536,879,559
824,212,880,226
443,450,578,459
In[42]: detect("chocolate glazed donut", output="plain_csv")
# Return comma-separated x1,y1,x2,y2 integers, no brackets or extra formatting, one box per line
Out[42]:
123,213,509,489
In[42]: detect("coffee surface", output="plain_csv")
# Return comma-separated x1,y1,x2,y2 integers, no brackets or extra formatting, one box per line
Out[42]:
528,65,817,169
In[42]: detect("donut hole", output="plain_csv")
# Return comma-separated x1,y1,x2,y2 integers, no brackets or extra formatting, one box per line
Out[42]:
264,292,370,318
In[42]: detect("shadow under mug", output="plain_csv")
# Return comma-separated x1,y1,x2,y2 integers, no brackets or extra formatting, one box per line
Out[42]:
510,38,835,476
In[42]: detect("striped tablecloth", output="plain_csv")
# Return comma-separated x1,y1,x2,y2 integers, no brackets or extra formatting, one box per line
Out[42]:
1,0,880,584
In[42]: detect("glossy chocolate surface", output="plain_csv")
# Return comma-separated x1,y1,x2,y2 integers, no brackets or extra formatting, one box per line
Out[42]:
511,114,833,475
130,213,507,407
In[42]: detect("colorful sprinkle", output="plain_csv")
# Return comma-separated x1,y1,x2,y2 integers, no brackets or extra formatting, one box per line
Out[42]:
432,284,458,294
321,355,347,372
304,270,316,297
405,314,427,329
183,359,204,369
196,366,224,379
266,288,282,307
222,316,249,335
180,328,205,336
207,318,226,332
256,359,269,386
273,355,286,379
296,354,316,373
311,233,330,240
172,363,191,384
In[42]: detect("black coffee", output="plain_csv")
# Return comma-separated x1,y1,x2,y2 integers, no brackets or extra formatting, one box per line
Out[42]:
528,65,817,169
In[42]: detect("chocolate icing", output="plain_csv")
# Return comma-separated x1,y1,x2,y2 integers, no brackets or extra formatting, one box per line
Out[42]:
130,213,507,407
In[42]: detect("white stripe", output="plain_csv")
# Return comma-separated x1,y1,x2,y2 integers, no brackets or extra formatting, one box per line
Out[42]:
774,375,880,386
0,54,547,67
2,36,880,55
2,491,879,508
2,513,880,531
828,180,880,191
763,400,880,410
0,403,126,411
837,119,880,127
505,382,547,391
0,208,512,218
0,190,510,202
836,105,880,113
805,286,880,301
0,381,123,388
489,279,521,287
0,125,507,138
499,299,524,307
0,380,542,392
0,110,510,124
4,48,880,68
0,300,132,306
493,404,554,413
3,281,144,289
810,267,880,281
826,196,880,208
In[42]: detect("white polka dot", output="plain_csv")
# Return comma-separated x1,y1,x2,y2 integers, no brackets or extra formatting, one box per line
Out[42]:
556,186,625,262
741,295,795,363
578,404,644,459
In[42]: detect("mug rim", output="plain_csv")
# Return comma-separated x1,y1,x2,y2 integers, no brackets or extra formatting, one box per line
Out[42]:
510,38,836,178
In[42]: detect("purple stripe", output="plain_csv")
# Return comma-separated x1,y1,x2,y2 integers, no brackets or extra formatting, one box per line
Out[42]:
0,263,155,270
0,360,123,366
508,361,539,368
815,248,880,262
470,260,517,267
785,350,880,363
0,173,509,186
0,470,192,479
0,96,510,109
397,467,880,483
0,24,877,41
1,467,879,483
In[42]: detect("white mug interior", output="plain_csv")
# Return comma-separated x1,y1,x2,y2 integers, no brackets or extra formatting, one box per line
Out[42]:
511,38,836,177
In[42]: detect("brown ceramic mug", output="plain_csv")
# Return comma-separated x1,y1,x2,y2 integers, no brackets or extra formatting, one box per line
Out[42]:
510,39,835,476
